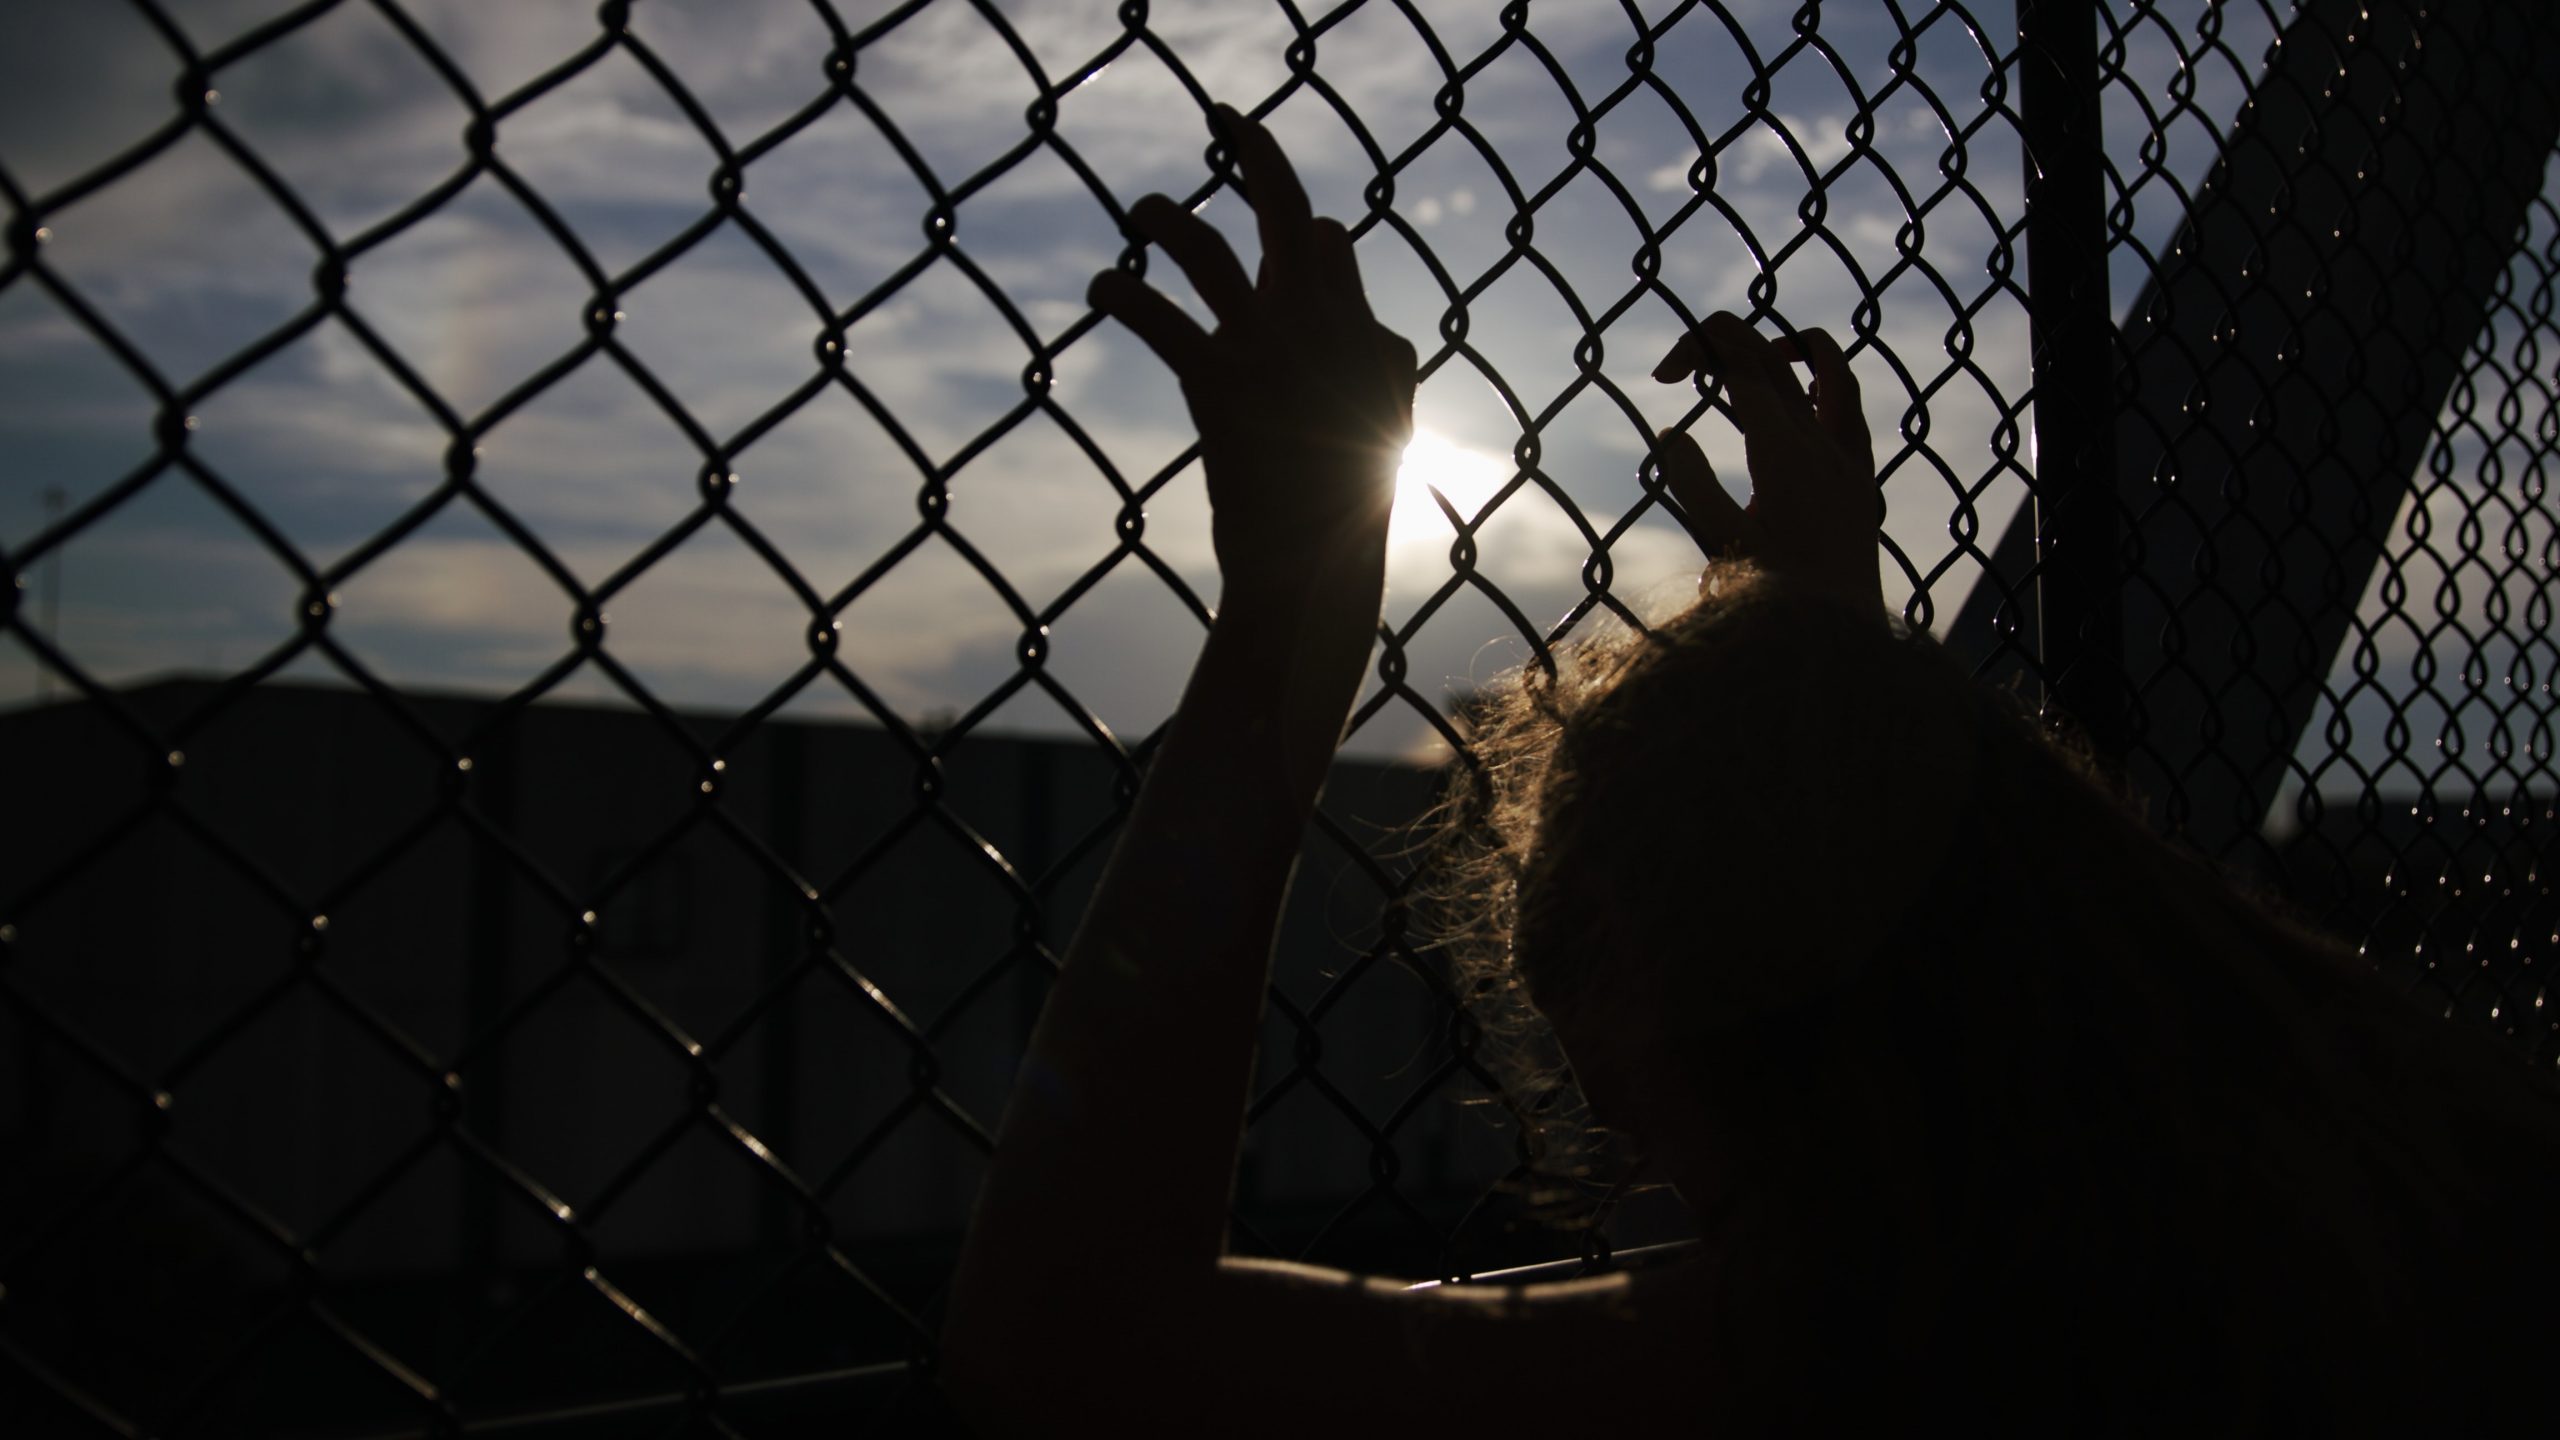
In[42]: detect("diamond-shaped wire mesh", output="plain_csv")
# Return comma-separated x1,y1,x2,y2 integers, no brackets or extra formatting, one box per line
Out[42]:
1,0,2553,1433
2082,0,2560,1064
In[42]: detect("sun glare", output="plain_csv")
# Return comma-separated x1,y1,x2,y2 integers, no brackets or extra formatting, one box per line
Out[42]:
1389,428,1509,549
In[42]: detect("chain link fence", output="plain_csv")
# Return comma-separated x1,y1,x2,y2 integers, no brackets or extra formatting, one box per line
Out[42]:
1,0,2553,1433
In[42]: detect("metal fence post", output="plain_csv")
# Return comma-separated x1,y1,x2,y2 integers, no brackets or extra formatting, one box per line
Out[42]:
2014,0,2126,756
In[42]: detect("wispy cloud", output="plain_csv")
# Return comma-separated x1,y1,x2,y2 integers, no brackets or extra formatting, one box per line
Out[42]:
15,0,2488,793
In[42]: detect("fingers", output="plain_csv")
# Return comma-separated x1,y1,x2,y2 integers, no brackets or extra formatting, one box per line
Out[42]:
1656,314,1852,401
1655,429,1755,557
1112,108,1398,394
1213,103,1313,283
1698,312,1810,442
1650,316,1742,386
1656,314,1877,471
1198,102,1376,327
1771,326,1874,466
1650,313,1800,407
1089,269,1210,374
1308,218,1372,323
1129,194,1253,326
1381,330,1419,430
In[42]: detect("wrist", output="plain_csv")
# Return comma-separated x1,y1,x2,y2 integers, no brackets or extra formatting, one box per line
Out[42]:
1178,550,1383,820
1215,537,1387,621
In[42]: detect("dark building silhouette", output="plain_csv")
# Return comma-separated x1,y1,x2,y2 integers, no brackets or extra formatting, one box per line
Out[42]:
0,679,1517,1429
6,679,2543,1432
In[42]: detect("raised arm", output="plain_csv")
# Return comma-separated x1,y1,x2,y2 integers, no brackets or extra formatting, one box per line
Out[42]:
937,101,1409,1409
940,111,1731,1436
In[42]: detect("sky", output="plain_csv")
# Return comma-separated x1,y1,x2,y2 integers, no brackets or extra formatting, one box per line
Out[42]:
0,0,2548,798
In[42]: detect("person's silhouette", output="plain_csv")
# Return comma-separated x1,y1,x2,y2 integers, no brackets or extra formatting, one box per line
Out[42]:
940,104,2560,1436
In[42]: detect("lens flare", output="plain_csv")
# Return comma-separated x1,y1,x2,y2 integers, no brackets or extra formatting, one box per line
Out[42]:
1389,428,1508,549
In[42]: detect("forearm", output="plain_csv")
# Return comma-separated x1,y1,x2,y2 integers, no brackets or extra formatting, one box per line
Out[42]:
944,542,1384,1356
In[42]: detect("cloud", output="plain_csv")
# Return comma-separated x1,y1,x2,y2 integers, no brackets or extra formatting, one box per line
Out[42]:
1648,112,1858,193
8,0,2522,796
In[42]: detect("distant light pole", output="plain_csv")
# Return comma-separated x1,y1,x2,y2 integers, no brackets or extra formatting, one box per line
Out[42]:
36,486,63,706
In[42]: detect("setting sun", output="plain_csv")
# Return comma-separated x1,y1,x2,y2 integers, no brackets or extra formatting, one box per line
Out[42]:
1389,428,1511,549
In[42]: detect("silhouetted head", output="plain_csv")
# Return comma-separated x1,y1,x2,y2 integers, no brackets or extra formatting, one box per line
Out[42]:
1446,566,2069,1172
1434,562,2560,1428
1503,569,1982,1147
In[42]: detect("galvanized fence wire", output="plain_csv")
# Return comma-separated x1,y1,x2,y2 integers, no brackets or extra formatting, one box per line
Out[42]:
0,0,2552,1433
2081,0,2560,1053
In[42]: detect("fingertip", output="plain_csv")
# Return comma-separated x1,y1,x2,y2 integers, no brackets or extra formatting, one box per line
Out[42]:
1783,326,1843,363
1655,430,1745,555
1703,311,1757,351
1086,268,1130,311
1651,335,1697,383
1204,105,1242,161
1658,426,1709,471
1706,311,1765,351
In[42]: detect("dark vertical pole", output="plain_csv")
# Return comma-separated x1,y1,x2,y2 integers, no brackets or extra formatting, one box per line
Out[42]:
462,712,517,1290
1016,740,1054,1056
36,486,64,706
758,721,808,1249
1954,0,2560,858
2015,0,2124,754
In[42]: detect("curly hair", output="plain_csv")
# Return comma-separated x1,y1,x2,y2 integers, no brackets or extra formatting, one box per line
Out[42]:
1421,565,2008,1200
1420,562,2560,1429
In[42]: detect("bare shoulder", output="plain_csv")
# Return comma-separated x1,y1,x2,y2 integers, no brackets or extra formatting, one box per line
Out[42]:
948,1250,1724,1436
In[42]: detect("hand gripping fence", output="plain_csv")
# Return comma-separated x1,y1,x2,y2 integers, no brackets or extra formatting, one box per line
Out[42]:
1,1,2555,1433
